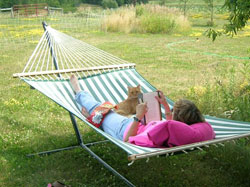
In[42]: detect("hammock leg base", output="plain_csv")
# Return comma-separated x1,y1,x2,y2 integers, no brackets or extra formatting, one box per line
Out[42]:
80,143,135,187
27,145,80,157
26,140,109,157
27,141,135,187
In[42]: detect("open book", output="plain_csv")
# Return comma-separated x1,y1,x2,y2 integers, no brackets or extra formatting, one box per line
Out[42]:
138,91,162,125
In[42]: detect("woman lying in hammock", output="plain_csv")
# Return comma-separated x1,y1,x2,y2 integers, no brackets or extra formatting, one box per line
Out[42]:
70,75,215,148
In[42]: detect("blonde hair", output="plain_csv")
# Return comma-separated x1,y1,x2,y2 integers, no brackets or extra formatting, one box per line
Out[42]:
173,99,205,125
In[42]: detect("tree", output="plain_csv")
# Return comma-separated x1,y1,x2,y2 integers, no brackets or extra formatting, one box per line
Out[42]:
101,0,118,9
204,0,214,26
0,0,19,7
116,0,124,6
124,0,148,5
180,0,190,17
223,0,250,35
206,0,250,41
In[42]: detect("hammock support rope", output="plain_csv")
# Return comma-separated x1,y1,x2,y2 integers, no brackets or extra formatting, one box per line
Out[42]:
13,23,250,187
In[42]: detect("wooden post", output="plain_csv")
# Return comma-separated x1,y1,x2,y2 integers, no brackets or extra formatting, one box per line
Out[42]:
11,7,14,18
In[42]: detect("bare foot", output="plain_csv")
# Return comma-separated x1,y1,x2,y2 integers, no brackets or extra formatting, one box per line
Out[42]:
70,74,81,93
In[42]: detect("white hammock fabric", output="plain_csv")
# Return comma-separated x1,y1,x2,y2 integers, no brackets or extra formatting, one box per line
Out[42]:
14,24,250,161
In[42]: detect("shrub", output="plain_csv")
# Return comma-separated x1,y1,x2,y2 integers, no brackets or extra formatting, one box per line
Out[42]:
62,4,77,13
135,5,144,17
102,0,118,9
101,4,191,34
102,7,136,33
116,0,125,6
140,14,176,34
186,63,250,121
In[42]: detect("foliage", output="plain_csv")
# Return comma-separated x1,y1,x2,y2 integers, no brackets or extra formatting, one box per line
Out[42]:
223,0,250,35
180,0,190,17
102,5,191,34
81,0,103,6
186,63,250,121
135,5,144,17
205,0,250,40
0,0,80,13
101,7,136,33
101,0,118,9
116,0,124,6
0,0,149,9
0,0,18,7
203,0,215,26
159,0,167,5
124,0,149,5
205,28,222,41
140,13,176,34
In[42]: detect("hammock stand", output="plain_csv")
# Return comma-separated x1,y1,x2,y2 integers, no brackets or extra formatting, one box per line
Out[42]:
13,22,250,187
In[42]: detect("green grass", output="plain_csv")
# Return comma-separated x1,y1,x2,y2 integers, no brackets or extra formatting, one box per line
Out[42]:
0,3,250,187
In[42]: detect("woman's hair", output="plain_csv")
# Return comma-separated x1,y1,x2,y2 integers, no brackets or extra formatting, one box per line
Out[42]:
172,99,205,125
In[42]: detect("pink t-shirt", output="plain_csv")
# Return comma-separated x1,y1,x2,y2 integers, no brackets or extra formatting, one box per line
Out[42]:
123,120,215,148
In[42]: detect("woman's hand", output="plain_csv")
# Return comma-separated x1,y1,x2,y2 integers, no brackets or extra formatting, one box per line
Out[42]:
136,103,148,120
155,90,172,120
124,103,148,142
155,90,168,106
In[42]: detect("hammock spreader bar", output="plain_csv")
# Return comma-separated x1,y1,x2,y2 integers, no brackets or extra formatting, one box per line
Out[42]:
13,23,250,187
13,64,136,78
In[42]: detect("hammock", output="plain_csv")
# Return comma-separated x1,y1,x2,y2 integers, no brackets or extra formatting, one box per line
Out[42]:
13,22,250,186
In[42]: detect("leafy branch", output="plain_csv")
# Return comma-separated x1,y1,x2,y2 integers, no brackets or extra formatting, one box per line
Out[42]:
206,0,250,41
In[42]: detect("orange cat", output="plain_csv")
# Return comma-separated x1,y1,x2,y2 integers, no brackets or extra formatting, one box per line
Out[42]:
115,85,141,117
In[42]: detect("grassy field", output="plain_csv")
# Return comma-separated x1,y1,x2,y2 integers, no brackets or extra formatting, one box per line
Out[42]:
0,2,250,187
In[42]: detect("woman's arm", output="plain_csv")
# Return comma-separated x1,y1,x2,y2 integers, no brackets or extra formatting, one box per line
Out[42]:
124,103,148,142
155,90,172,120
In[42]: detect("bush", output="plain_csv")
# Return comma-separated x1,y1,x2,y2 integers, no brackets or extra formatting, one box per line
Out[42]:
140,14,176,34
62,4,77,13
186,63,250,121
116,0,125,6
135,5,144,17
101,5,191,34
102,0,118,9
102,7,136,33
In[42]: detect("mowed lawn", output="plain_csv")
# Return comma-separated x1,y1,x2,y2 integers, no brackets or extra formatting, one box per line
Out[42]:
0,5,250,186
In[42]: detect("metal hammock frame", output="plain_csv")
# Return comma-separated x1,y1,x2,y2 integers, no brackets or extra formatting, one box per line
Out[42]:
13,22,250,187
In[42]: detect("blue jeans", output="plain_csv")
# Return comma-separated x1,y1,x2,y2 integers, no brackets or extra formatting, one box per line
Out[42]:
75,91,133,140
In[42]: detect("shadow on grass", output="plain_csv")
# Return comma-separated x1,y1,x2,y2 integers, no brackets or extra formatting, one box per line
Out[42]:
2,123,250,187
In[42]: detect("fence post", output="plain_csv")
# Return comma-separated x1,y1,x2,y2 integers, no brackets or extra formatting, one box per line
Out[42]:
103,10,107,33
36,4,38,16
86,10,89,29
11,7,14,18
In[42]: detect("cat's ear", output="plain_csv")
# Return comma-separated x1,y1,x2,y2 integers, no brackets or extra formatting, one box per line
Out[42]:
127,86,131,90
137,85,141,88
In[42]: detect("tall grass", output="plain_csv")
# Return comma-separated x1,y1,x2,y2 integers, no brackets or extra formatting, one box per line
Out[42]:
102,7,136,33
102,4,191,34
186,63,250,121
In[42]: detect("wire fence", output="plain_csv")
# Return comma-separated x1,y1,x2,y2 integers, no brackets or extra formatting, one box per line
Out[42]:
0,11,105,64
0,10,104,41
